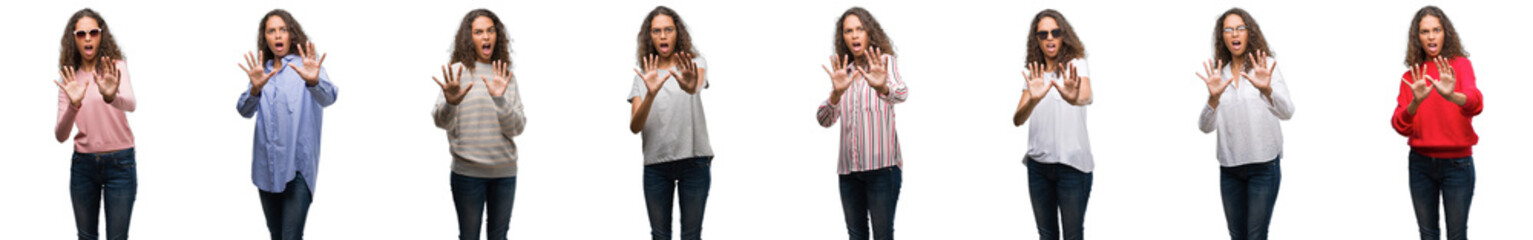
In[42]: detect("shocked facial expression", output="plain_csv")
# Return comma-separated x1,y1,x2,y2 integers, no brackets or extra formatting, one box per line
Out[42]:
472,16,498,62
73,17,102,62
1417,15,1445,58
1221,14,1249,57
649,14,677,56
264,16,291,57
842,15,869,57
1035,16,1063,58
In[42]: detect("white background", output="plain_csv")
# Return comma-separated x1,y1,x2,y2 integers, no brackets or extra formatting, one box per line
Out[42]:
2,0,1529,239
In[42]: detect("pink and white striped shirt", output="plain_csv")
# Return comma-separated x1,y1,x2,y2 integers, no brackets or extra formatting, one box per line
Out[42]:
817,54,908,175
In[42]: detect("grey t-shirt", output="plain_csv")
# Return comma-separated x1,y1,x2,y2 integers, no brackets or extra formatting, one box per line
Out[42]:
628,56,713,165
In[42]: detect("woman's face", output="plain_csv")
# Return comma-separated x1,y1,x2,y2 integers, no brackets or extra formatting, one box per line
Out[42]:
649,14,677,56
1417,15,1444,58
1221,14,1249,57
471,16,497,63
1035,16,1062,58
73,17,101,62
841,15,868,57
264,16,291,57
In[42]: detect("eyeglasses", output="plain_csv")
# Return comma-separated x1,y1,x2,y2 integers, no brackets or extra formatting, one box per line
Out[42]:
74,28,101,39
1034,29,1064,40
1222,26,1248,33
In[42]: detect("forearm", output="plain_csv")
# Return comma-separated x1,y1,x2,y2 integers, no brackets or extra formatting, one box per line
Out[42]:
629,92,657,134
307,77,338,107
495,95,526,137
433,97,456,129
55,99,78,143
237,90,260,118
1013,92,1039,126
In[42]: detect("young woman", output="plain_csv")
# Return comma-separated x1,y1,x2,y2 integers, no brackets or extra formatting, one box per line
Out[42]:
53,8,138,240
1011,9,1094,240
430,9,526,240
627,6,713,240
1193,8,1294,240
1392,6,1481,240
234,9,338,240
816,7,908,240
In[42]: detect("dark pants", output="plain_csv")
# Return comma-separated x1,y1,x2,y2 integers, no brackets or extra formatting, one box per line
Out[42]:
839,166,901,240
259,173,313,240
451,172,517,240
70,148,137,240
1219,157,1281,240
1408,152,1475,240
644,157,712,240
1025,158,1093,240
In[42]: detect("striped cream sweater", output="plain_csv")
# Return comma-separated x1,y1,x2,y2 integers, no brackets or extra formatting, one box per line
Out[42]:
433,61,526,178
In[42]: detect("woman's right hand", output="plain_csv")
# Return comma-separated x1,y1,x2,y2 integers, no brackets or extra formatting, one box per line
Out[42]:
434,64,474,105
634,54,667,95
1404,63,1433,103
1025,62,1052,101
823,54,859,94
238,51,276,96
55,66,87,108
1197,59,1234,104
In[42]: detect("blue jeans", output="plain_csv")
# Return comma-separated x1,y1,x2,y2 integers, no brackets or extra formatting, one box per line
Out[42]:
644,156,712,240
259,172,312,240
1219,157,1281,240
70,148,137,240
1408,152,1475,240
839,166,901,240
1025,158,1093,240
451,173,517,240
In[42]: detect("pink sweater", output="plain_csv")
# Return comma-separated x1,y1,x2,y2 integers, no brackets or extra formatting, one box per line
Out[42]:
54,60,136,153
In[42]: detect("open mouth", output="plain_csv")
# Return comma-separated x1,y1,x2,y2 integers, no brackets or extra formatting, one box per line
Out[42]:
851,42,863,53
1231,40,1243,51
273,42,286,53
658,42,671,54
1427,43,1439,53
481,43,493,56
1045,43,1057,53
83,45,96,56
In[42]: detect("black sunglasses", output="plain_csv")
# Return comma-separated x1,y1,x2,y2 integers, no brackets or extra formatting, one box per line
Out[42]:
74,28,101,39
1034,29,1064,40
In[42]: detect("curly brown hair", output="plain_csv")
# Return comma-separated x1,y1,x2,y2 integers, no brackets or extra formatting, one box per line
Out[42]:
1404,5,1467,66
58,8,124,68
256,9,309,62
1025,9,1086,66
635,6,695,63
452,9,512,69
834,7,895,65
1212,8,1272,71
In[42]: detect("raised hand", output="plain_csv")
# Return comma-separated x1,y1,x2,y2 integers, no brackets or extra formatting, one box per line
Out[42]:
239,51,277,96
55,66,88,108
1240,50,1276,95
669,51,700,92
1403,64,1433,103
822,54,860,94
1197,59,1234,102
860,47,889,91
1052,62,1082,102
434,64,475,105
286,41,327,86
1025,62,1053,101
94,56,122,101
632,54,667,95
1429,57,1457,97
479,60,513,97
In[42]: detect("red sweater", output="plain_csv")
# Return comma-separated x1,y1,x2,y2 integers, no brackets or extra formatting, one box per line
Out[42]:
1392,57,1482,158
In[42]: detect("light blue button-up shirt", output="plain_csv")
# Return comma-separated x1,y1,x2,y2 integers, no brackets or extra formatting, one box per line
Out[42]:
236,54,338,193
